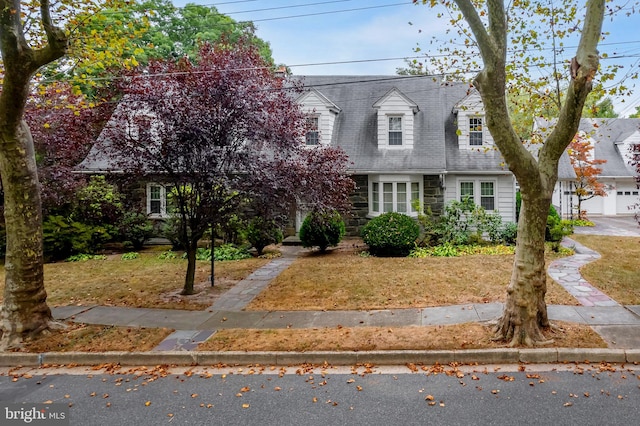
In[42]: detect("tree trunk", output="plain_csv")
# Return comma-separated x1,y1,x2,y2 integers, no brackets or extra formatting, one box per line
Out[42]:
494,191,552,346
0,122,53,348
182,241,197,295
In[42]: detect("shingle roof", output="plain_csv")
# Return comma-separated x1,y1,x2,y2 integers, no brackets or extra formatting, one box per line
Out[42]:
296,75,509,174
577,118,640,177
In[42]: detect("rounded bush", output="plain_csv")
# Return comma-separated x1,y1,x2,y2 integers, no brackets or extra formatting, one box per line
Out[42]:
245,217,283,255
361,212,420,257
299,210,345,252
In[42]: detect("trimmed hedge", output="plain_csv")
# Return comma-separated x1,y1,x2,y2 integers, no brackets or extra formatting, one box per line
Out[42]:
361,212,420,257
299,210,345,252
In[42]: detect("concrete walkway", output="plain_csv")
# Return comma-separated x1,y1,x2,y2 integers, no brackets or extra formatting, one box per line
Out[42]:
49,218,640,353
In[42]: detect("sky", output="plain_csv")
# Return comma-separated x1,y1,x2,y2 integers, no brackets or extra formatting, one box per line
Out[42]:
172,0,640,116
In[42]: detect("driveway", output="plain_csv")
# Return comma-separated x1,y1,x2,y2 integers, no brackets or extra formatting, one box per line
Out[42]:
573,215,640,237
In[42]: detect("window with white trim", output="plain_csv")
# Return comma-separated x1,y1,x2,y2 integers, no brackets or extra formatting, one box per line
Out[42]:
305,116,319,145
388,116,403,146
370,177,421,215
480,182,495,210
458,180,496,211
460,181,474,201
147,183,173,218
469,117,483,146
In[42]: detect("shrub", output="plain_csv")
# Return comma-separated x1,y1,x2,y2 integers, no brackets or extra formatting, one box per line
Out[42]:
157,250,177,260
162,216,186,250
499,222,518,245
121,252,139,260
213,244,252,261
74,175,123,226
546,206,573,251
43,215,111,260
431,198,505,246
244,217,283,255
299,210,345,252
361,212,420,257
118,211,154,250
66,254,107,262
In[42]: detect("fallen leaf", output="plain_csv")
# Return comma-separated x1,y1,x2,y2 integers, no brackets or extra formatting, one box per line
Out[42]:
346,379,355,384
312,397,318,403
242,403,250,409
564,402,573,407
191,394,198,398
43,400,53,404
274,387,282,391
356,386,363,391
425,395,434,401
240,386,250,392
145,401,151,407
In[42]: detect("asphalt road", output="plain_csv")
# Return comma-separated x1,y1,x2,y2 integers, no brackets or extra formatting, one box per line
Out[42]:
1,364,639,426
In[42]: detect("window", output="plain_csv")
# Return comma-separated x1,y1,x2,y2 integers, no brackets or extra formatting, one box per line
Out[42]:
460,181,474,201
372,182,380,213
305,116,319,145
370,177,421,216
458,180,496,211
147,183,173,218
388,116,403,145
480,182,495,210
469,117,483,146
149,185,163,215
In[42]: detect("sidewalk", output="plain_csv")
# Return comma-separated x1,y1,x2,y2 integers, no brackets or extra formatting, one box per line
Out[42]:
44,221,640,356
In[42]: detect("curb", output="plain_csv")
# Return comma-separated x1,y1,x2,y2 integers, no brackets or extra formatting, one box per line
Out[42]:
1,349,638,367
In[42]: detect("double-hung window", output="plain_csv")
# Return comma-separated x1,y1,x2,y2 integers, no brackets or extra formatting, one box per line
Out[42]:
469,117,483,146
147,183,173,218
480,182,495,210
388,116,403,146
305,116,319,145
459,180,496,211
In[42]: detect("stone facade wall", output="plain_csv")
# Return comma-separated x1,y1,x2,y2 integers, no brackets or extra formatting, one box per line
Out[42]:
345,174,369,236
423,175,444,216
344,174,445,236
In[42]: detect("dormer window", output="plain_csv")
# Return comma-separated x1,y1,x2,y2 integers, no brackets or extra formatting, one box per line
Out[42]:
388,116,403,145
453,91,493,149
305,116,319,145
469,117,483,146
373,88,418,150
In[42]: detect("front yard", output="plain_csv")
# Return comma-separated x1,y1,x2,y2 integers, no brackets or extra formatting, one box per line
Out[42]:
3,234,639,352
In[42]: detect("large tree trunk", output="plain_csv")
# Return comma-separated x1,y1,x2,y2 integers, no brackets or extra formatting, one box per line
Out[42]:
452,0,604,346
494,192,552,346
0,0,68,348
0,122,53,348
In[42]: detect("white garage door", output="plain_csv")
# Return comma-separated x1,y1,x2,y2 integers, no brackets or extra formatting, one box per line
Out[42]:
616,185,640,214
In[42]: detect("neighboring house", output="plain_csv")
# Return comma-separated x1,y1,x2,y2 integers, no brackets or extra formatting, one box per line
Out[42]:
79,75,518,236
547,118,640,218
295,75,516,234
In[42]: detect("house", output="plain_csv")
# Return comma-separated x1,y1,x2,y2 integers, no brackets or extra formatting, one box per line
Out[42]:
294,75,516,234
549,118,640,218
79,75,518,236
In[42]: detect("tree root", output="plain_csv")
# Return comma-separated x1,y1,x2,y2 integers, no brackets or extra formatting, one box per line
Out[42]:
492,314,554,347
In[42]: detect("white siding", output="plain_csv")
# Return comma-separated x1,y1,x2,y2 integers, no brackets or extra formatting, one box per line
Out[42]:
455,92,494,149
444,174,516,223
297,91,339,146
373,90,416,149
